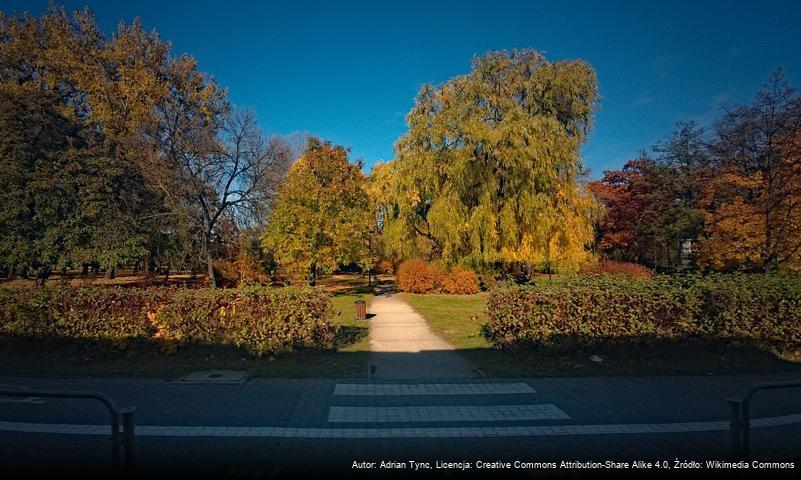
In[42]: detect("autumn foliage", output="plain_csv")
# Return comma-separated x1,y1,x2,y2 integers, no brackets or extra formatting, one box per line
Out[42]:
262,138,371,286
586,161,648,254
590,74,801,273
397,260,445,294
397,260,479,294
579,260,653,278
442,266,481,294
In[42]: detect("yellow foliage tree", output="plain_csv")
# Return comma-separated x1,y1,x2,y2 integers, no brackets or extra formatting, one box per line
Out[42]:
262,138,371,285
376,50,600,273
698,72,801,272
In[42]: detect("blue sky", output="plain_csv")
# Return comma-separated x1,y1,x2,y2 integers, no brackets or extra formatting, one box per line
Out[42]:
4,0,801,177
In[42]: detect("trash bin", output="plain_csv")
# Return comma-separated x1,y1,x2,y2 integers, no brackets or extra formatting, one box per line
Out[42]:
354,300,366,321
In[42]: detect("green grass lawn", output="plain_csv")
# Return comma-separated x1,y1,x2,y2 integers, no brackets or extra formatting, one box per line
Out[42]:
402,293,490,350
0,278,374,379
403,292,801,377
329,292,372,352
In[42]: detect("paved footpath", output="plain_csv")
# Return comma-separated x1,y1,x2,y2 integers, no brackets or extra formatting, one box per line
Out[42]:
368,293,480,379
1,372,801,476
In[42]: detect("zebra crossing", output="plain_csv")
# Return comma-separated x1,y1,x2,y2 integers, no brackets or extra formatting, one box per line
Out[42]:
333,383,535,396
328,382,571,425
2,379,801,439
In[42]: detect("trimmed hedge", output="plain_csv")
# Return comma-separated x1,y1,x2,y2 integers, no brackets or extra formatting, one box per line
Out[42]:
397,260,479,294
698,274,801,350
484,274,801,352
0,285,335,356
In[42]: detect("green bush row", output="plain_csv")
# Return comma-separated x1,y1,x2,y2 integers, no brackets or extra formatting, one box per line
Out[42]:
484,274,801,352
0,285,335,356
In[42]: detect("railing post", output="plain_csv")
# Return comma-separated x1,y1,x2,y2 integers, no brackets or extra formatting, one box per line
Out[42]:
121,407,137,472
727,398,749,457
742,400,751,456
0,389,133,472
110,409,121,471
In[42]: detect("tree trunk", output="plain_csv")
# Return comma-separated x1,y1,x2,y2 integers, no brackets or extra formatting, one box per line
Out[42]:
162,263,171,286
207,254,217,290
308,263,317,287
525,262,533,282
6,265,13,280
764,209,773,273
81,263,89,276
34,265,50,288
105,267,115,279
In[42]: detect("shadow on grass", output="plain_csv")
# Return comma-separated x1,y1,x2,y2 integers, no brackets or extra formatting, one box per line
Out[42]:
0,334,373,379
333,325,369,349
328,286,375,296
466,335,801,377
320,275,396,297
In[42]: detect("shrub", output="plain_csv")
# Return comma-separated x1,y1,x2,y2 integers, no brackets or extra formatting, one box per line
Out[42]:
397,260,479,294
397,259,445,293
476,272,499,291
483,274,801,352
442,267,480,294
0,285,335,357
696,274,801,350
485,276,701,350
580,260,653,278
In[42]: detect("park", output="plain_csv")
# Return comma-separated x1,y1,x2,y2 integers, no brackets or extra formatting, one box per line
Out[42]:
1,1,801,477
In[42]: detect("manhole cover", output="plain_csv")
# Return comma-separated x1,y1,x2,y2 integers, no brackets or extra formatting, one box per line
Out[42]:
176,370,249,384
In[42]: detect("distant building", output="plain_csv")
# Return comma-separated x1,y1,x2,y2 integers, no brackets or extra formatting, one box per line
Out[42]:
680,239,694,268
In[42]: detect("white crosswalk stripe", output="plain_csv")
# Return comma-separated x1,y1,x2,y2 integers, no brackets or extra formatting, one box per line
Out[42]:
328,404,569,423
2,414,801,438
330,382,567,424
334,383,535,396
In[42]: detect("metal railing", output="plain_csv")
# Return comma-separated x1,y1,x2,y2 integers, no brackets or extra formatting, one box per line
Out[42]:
727,380,801,457
0,389,136,471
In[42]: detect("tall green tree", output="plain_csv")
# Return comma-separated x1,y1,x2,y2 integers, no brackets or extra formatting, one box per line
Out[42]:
0,8,165,280
1,6,291,286
262,138,370,285
379,49,600,273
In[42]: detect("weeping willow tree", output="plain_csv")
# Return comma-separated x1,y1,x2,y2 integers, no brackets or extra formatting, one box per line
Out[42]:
377,49,601,273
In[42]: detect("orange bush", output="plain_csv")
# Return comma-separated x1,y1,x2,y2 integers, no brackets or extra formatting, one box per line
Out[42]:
580,260,653,278
397,259,443,293
442,266,480,294
397,260,479,294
